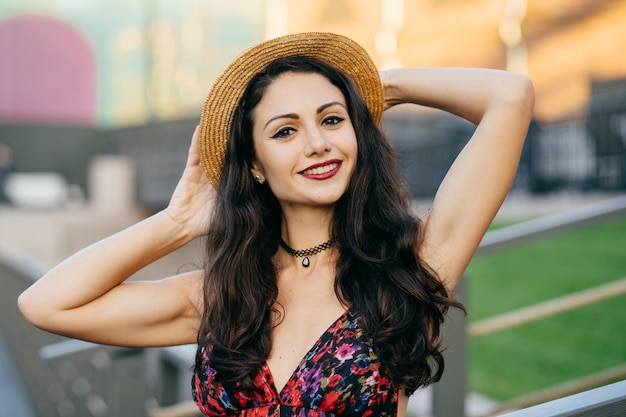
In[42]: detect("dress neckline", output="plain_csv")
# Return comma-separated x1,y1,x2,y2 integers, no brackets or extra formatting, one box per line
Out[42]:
264,309,351,395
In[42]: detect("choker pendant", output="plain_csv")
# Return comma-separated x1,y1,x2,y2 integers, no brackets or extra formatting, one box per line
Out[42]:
278,239,334,267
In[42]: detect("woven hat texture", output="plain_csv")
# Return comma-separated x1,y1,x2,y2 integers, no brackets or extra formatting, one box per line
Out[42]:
198,32,383,187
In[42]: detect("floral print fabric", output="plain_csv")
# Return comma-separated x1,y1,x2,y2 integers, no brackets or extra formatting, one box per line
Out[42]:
192,310,398,416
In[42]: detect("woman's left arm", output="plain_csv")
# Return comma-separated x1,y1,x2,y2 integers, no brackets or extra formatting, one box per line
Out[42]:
381,68,535,292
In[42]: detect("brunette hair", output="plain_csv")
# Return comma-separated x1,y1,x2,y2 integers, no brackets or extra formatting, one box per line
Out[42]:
195,56,463,395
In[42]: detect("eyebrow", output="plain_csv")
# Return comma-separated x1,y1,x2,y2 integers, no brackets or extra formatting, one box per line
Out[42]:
263,101,346,129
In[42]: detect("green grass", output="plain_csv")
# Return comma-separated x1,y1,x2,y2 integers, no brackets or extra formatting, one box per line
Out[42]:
466,215,626,401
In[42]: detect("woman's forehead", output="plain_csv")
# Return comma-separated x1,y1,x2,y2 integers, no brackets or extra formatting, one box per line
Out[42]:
255,72,346,115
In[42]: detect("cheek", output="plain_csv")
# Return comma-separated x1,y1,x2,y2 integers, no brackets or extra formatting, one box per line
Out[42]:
346,133,359,168
255,147,290,180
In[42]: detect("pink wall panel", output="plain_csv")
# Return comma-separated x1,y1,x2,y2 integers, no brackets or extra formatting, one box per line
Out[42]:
0,15,95,125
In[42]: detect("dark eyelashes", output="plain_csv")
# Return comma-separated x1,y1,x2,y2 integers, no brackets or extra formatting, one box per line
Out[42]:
271,127,295,139
270,115,345,139
324,115,344,125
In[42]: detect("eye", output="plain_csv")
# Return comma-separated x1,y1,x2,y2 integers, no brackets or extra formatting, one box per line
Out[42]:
322,115,345,126
271,126,296,139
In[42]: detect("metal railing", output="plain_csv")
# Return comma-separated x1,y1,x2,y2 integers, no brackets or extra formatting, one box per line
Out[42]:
497,379,626,417
468,275,626,417
448,194,626,417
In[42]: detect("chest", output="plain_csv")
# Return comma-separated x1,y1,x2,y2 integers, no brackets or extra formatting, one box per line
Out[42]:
193,310,399,416
267,299,345,392
268,263,344,391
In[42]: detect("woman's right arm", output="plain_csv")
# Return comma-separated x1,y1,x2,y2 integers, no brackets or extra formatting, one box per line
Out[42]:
18,127,214,347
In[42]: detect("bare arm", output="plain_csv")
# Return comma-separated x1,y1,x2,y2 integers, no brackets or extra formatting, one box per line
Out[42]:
18,127,214,347
381,68,535,291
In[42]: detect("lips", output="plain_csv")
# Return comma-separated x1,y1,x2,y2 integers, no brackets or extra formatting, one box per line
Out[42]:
300,160,342,179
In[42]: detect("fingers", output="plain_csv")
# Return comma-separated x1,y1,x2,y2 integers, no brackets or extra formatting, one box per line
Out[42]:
379,70,396,112
191,125,199,145
186,125,201,168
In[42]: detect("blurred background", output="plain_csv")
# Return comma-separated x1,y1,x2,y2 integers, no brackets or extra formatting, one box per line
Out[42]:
0,1,625,417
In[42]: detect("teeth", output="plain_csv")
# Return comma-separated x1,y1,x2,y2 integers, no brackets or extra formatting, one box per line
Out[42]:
303,162,338,175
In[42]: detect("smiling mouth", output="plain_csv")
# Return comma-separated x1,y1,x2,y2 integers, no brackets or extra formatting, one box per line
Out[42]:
300,162,340,176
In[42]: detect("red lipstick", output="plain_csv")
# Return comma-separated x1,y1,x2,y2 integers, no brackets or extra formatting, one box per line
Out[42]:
299,159,342,180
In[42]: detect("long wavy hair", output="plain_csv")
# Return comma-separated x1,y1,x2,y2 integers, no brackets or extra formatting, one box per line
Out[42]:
196,56,464,395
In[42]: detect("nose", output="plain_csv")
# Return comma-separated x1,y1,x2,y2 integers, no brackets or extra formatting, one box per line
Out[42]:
303,126,331,156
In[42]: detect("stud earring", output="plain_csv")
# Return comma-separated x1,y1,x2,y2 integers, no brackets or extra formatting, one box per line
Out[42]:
254,174,264,184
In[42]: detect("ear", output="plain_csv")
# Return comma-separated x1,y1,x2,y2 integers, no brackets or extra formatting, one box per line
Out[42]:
250,162,265,184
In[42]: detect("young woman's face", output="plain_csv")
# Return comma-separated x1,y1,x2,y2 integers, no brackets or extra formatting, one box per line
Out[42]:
250,72,357,210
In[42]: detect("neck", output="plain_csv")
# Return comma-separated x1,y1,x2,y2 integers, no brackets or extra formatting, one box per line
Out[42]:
279,204,334,249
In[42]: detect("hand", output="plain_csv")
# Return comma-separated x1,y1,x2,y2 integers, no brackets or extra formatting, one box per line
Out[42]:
164,126,215,239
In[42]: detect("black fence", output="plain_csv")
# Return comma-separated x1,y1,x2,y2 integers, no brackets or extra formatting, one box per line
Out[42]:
525,85,626,193
1,84,625,210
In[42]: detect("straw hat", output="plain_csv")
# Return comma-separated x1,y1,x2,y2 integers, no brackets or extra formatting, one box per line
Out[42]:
197,32,384,187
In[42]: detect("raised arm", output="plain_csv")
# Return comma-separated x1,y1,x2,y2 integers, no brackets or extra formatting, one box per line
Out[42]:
381,68,535,291
18,127,214,347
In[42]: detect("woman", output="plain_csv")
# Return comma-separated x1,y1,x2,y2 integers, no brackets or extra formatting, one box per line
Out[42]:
18,32,534,416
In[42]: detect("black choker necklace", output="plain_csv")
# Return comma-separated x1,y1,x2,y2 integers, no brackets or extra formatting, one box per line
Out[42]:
279,239,334,267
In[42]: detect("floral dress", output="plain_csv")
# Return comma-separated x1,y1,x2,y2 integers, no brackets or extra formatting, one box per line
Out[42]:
192,310,398,416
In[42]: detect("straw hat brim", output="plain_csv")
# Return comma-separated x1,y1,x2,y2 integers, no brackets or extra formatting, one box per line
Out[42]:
197,32,384,188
